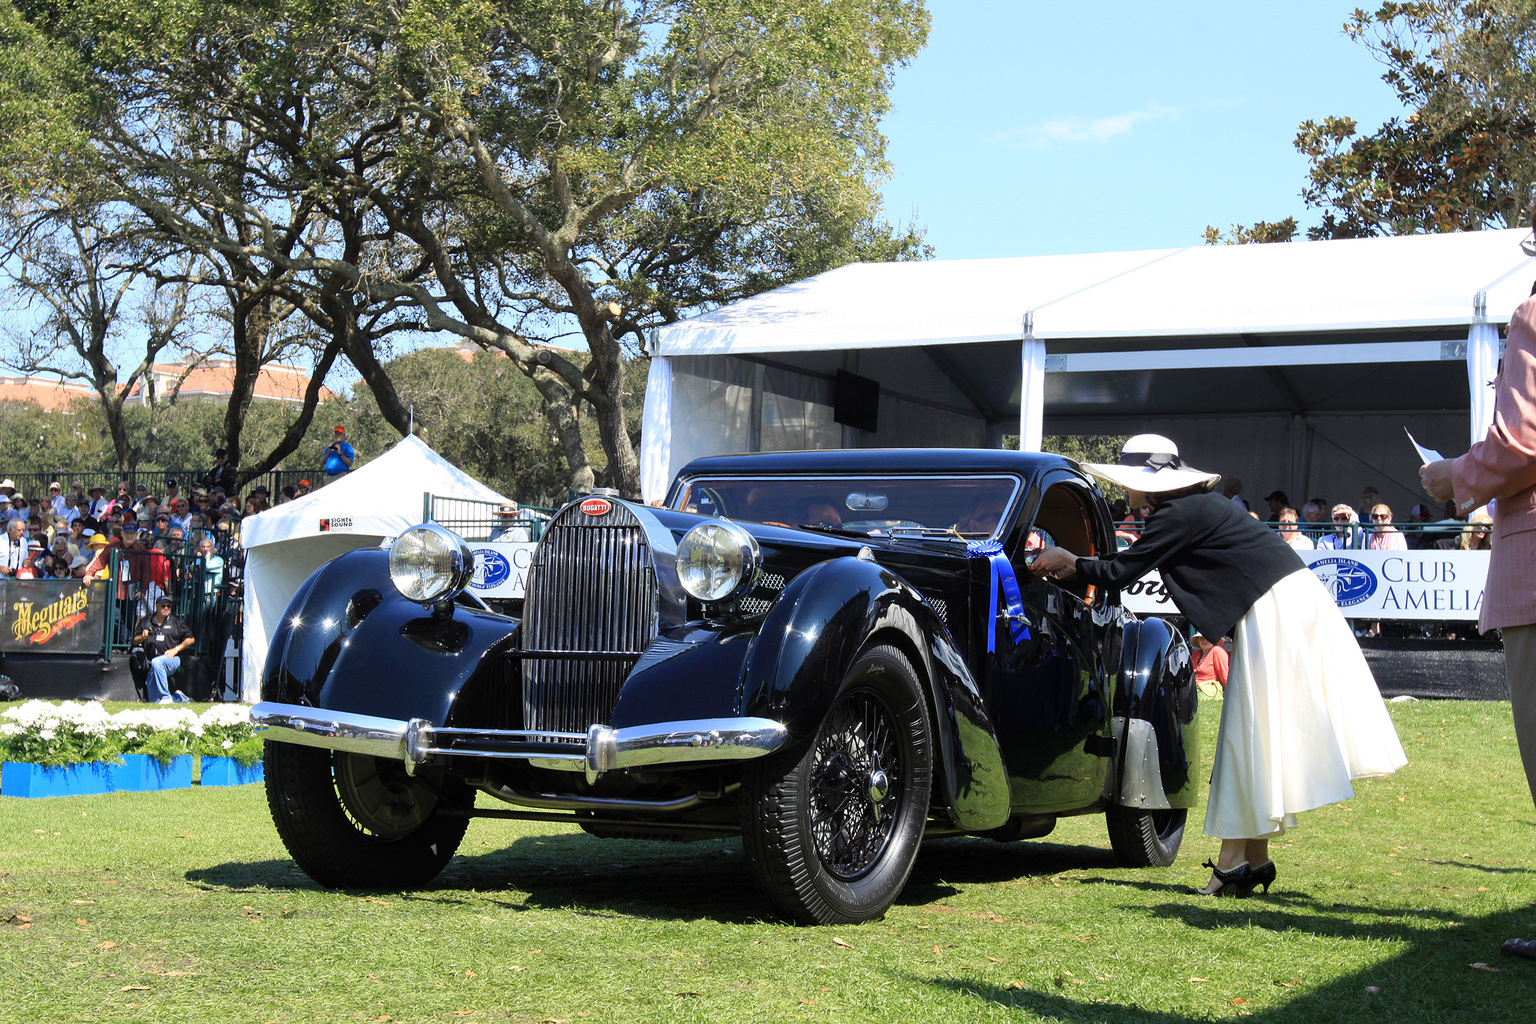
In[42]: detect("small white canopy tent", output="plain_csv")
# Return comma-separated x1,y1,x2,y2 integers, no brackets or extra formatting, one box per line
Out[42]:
239,434,509,701
642,229,1534,515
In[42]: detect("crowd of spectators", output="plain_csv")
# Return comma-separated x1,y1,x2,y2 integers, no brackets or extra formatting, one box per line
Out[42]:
0,447,302,699
0,467,253,590
1117,479,1495,553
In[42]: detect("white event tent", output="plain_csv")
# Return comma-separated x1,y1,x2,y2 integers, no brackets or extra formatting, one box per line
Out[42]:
239,434,509,701
641,228,1535,514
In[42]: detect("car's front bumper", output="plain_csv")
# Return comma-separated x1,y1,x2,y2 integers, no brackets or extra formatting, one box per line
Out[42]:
251,701,789,782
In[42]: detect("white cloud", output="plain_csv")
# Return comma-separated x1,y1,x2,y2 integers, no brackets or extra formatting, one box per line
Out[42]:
992,103,1183,151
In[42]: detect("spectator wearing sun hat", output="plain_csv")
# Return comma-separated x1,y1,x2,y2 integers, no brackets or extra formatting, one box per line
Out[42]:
490,501,531,543
3,492,28,523
87,483,110,518
322,425,355,484
80,531,111,580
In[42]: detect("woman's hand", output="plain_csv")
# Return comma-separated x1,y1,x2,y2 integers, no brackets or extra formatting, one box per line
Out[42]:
1029,546,1078,580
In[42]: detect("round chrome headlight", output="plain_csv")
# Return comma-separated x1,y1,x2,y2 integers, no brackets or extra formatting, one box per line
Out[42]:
388,523,474,605
676,521,761,605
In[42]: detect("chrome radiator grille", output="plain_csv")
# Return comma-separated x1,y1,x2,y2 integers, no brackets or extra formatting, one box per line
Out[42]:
520,500,658,735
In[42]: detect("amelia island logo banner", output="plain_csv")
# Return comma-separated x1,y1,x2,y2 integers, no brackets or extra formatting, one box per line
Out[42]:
1309,557,1379,608
467,542,538,598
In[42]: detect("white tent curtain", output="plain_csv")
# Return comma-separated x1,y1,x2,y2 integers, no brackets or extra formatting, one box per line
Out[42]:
669,355,757,478
1466,319,1501,450
640,355,674,504
760,365,839,452
1019,334,1045,452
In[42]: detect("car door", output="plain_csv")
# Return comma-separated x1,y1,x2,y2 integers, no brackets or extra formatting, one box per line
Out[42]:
983,471,1117,814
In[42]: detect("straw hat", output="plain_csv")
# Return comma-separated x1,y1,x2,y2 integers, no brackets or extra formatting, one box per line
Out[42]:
1081,434,1221,495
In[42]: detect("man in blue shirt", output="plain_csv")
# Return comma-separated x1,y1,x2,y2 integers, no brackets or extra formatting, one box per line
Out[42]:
1316,504,1366,550
323,425,355,484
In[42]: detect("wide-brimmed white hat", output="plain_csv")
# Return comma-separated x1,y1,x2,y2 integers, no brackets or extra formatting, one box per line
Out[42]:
1082,434,1221,495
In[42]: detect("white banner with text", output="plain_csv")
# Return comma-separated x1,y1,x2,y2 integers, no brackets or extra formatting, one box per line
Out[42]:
1120,549,1490,621
466,542,539,599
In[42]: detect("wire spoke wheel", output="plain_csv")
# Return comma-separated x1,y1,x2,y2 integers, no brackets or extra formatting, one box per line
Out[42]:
808,691,901,880
743,643,932,925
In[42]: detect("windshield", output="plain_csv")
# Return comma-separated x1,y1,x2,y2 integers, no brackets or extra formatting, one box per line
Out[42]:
673,475,1020,539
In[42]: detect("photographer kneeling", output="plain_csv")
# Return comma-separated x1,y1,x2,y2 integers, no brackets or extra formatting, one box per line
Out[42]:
133,595,195,704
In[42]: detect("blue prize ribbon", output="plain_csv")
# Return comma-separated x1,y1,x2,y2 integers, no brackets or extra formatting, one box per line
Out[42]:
967,540,1031,652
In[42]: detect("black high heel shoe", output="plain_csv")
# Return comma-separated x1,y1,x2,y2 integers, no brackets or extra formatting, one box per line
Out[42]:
1192,859,1252,897
1244,861,1277,896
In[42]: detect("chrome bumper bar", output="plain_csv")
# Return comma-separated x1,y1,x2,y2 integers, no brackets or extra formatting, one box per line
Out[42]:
251,701,789,781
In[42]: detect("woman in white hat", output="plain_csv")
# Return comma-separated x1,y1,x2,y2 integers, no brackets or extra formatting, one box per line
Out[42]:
1030,434,1407,897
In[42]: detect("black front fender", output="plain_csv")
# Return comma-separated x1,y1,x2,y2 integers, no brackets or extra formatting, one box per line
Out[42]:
741,556,1010,831
261,548,520,726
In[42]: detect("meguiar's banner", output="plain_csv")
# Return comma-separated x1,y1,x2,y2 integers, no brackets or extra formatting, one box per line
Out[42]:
0,580,110,653
1121,550,1491,622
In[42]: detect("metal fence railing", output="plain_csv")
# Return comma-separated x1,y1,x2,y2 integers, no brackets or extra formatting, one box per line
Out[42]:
5,468,325,505
1114,518,1490,551
426,494,553,543
100,544,239,663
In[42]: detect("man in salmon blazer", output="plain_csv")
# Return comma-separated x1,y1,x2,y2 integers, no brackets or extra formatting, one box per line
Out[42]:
1422,264,1536,963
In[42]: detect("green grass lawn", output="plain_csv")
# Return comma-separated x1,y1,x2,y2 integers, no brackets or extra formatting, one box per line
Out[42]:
3,699,1535,1023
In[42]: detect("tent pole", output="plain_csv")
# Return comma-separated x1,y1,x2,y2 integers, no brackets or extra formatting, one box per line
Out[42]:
1019,312,1045,452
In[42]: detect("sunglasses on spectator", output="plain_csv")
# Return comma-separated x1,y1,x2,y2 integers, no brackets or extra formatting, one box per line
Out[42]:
1371,513,1391,520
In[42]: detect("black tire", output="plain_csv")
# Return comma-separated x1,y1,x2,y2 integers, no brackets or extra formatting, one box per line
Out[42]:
741,644,932,925
1106,806,1187,867
263,741,473,888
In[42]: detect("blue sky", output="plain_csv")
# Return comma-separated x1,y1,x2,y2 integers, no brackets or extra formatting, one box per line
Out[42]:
879,1,1411,260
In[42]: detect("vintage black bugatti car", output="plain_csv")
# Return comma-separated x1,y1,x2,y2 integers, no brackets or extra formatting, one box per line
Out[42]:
253,449,1199,924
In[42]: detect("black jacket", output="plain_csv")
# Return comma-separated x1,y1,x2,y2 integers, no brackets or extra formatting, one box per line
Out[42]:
134,613,192,659
201,462,238,495
1073,490,1305,640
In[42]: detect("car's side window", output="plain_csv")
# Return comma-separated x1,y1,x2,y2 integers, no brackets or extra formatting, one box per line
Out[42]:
1033,482,1099,558
1020,480,1100,601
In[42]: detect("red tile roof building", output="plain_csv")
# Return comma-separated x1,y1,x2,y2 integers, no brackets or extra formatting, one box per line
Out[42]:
0,359,336,411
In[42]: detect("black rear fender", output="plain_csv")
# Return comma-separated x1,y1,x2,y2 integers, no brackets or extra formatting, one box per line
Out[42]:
1116,615,1199,809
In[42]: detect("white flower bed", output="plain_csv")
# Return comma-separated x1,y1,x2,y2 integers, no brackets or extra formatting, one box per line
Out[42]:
0,700,261,768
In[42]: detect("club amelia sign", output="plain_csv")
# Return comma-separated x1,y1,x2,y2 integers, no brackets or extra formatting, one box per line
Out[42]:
1121,550,1491,621
466,542,539,599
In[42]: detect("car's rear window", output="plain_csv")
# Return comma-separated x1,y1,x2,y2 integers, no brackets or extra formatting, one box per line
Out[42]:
673,475,1020,538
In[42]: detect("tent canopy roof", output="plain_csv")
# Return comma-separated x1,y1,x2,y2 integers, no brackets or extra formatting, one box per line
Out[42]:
652,229,1536,357
241,433,508,549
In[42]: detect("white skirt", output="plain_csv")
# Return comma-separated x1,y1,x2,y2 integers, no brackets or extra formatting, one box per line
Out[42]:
1204,567,1408,839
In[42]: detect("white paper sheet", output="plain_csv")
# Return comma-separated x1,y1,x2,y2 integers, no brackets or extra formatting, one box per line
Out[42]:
1406,427,1444,466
